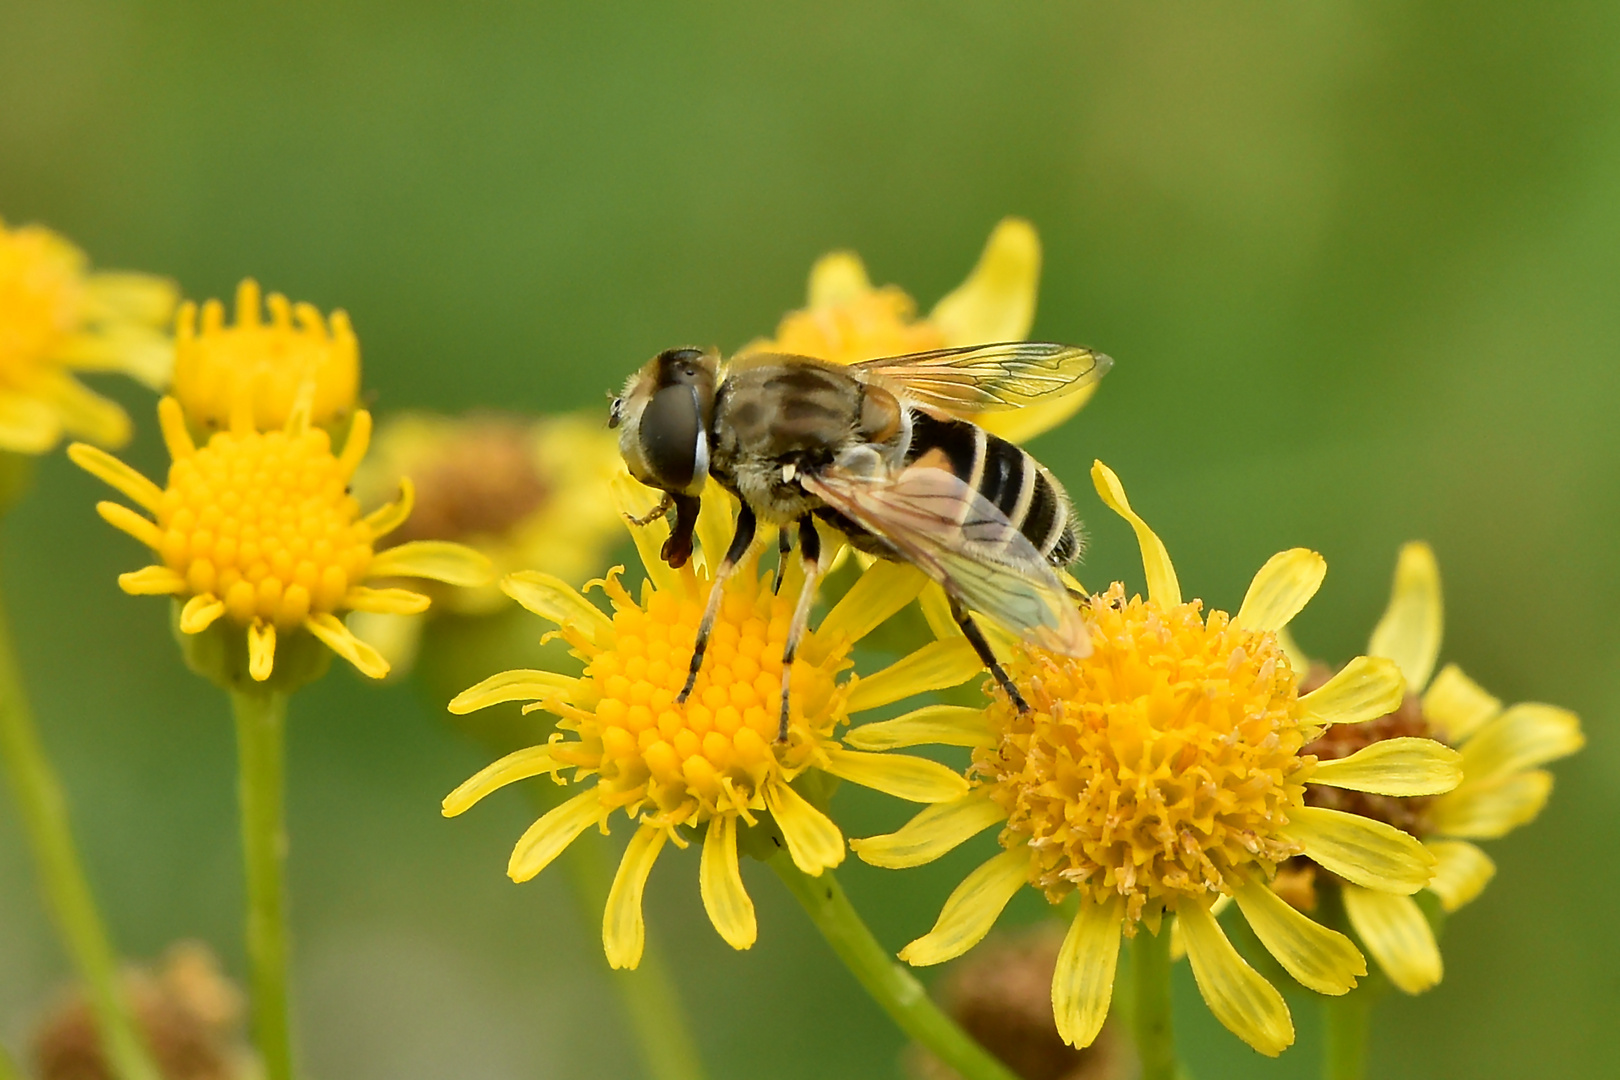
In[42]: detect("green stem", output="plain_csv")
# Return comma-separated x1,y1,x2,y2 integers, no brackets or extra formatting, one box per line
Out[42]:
0,564,161,1080
231,688,294,1080
1130,926,1179,1080
1322,986,1373,1080
769,853,1019,1080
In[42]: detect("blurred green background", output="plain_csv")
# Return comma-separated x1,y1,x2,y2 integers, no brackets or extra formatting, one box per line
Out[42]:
2,2,1616,1077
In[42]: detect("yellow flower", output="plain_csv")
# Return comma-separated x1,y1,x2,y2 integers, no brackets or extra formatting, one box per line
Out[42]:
747,218,1090,443
444,476,984,969
852,462,1462,1057
68,394,491,683
1280,542,1584,995
0,218,176,453
172,279,359,432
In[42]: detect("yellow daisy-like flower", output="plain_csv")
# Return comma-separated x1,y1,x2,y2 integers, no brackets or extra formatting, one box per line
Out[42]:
172,279,359,432
0,218,176,453
444,476,985,969
746,217,1089,443
853,462,1462,1057
1278,542,1584,995
68,394,491,683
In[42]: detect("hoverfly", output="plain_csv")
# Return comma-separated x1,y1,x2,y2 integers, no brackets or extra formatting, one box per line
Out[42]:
608,341,1112,739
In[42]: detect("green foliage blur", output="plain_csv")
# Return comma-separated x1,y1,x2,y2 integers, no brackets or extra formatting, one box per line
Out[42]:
2,3,1615,1077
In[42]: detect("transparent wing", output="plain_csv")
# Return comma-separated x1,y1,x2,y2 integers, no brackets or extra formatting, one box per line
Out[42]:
849,341,1112,418
803,460,1091,657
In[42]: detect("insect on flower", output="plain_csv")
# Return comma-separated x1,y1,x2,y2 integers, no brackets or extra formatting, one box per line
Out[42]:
609,342,1111,739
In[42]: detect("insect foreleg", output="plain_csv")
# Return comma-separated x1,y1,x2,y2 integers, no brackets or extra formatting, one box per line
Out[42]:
660,493,702,568
623,491,673,528
776,516,830,743
677,503,758,703
772,525,793,595
949,596,1032,715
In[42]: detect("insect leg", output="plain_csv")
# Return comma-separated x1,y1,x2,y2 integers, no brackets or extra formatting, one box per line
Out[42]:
777,517,829,743
623,491,673,528
660,493,702,568
949,596,1031,714
771,525,793,595
677,503,758,703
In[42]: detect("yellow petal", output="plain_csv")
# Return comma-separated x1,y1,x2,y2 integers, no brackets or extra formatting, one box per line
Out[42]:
0,391,60,453
1168,893,1232,962
930,217,1040,346
846,638,982,713
1367,542,1443,692
1178,900,1294,1057
1234,549,1326,633
178,594,225,634
507,786,601,882
335,409,373,478
807,250,872,309
443,745,563,817
1275,626,1311,675
362,476,416,539
156,396,195,460
916,581,962,643
342,585,432,616
1308,737,1461,796
1342,884,1442,995
1089,461,1179,606
700,815,757,951
1282,805,1436,895
1051,894,1123,1049
850,793,1006,869
603,824,667,970
304,613,390,679
43,373,130,448
97,501,162,549
897,849,1028,967
611,471,685,596
819,747,968,804
367,540,493,587
1421,664,1501,744
765,779,844,875
843,704,991,750
247,620,276,682
1428,770,1553,839
504,571,614,642
809,560,927,658
694,481,738,578
117,566,187,596
1457,703,1584,788
66,443,163,512
448,669,581,714
1232,877,1364,995
1299,656,1405,726
1425,840,1495,912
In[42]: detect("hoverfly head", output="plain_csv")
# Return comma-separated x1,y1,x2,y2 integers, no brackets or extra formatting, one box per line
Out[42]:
614,346,719,497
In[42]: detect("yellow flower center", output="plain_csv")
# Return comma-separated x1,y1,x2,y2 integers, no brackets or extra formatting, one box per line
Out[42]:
174,279,359,431
0,224,83,382
978,584,1311,922
157,425,372,629
556,563,850,828
762,286,946,364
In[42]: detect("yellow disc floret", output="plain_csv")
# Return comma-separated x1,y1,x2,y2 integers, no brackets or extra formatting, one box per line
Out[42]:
981,584,1311,923
173,279,359,431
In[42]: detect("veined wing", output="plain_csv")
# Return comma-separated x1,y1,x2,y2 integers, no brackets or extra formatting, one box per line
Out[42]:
803,460,1091,657
849,341,1111,419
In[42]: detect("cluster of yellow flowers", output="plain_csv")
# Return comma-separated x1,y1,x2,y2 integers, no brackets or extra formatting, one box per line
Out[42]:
2,212,1584,1076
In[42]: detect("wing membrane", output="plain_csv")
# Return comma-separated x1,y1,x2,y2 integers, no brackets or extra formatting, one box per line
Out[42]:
803,462,1091,657
850,341,1111,418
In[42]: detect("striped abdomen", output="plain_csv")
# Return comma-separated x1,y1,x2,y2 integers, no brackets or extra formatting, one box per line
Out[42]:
906,411,1079,565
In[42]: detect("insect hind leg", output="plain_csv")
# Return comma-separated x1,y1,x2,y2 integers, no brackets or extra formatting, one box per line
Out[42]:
949,596,1031,714
776,516,829,743
677,504,758,704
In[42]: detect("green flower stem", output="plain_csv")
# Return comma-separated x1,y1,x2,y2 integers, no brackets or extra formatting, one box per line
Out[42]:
0,565,161,1080
1322,985,1373,1080
1130,925,1180,1080
769,853,1019,1080
231,688,294,1080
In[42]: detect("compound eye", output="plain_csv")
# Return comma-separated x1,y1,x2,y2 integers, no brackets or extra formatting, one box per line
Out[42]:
638,384,707,492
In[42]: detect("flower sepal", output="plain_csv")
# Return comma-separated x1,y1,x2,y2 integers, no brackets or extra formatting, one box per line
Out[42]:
173,599,331,695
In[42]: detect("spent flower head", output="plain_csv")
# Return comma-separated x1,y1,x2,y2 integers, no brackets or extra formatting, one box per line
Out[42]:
1276,542,1584,994
853,462,1462,1056
444,476,987,968
746,217,1088,443
0,218,176,454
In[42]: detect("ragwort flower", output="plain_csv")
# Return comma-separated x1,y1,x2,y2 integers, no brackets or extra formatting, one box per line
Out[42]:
747,217,1090,443
173,279,359,432
853,462,1461,1056
68,394,491,684
1278,542,1584,994
444,476,984,969
0,218,176,453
